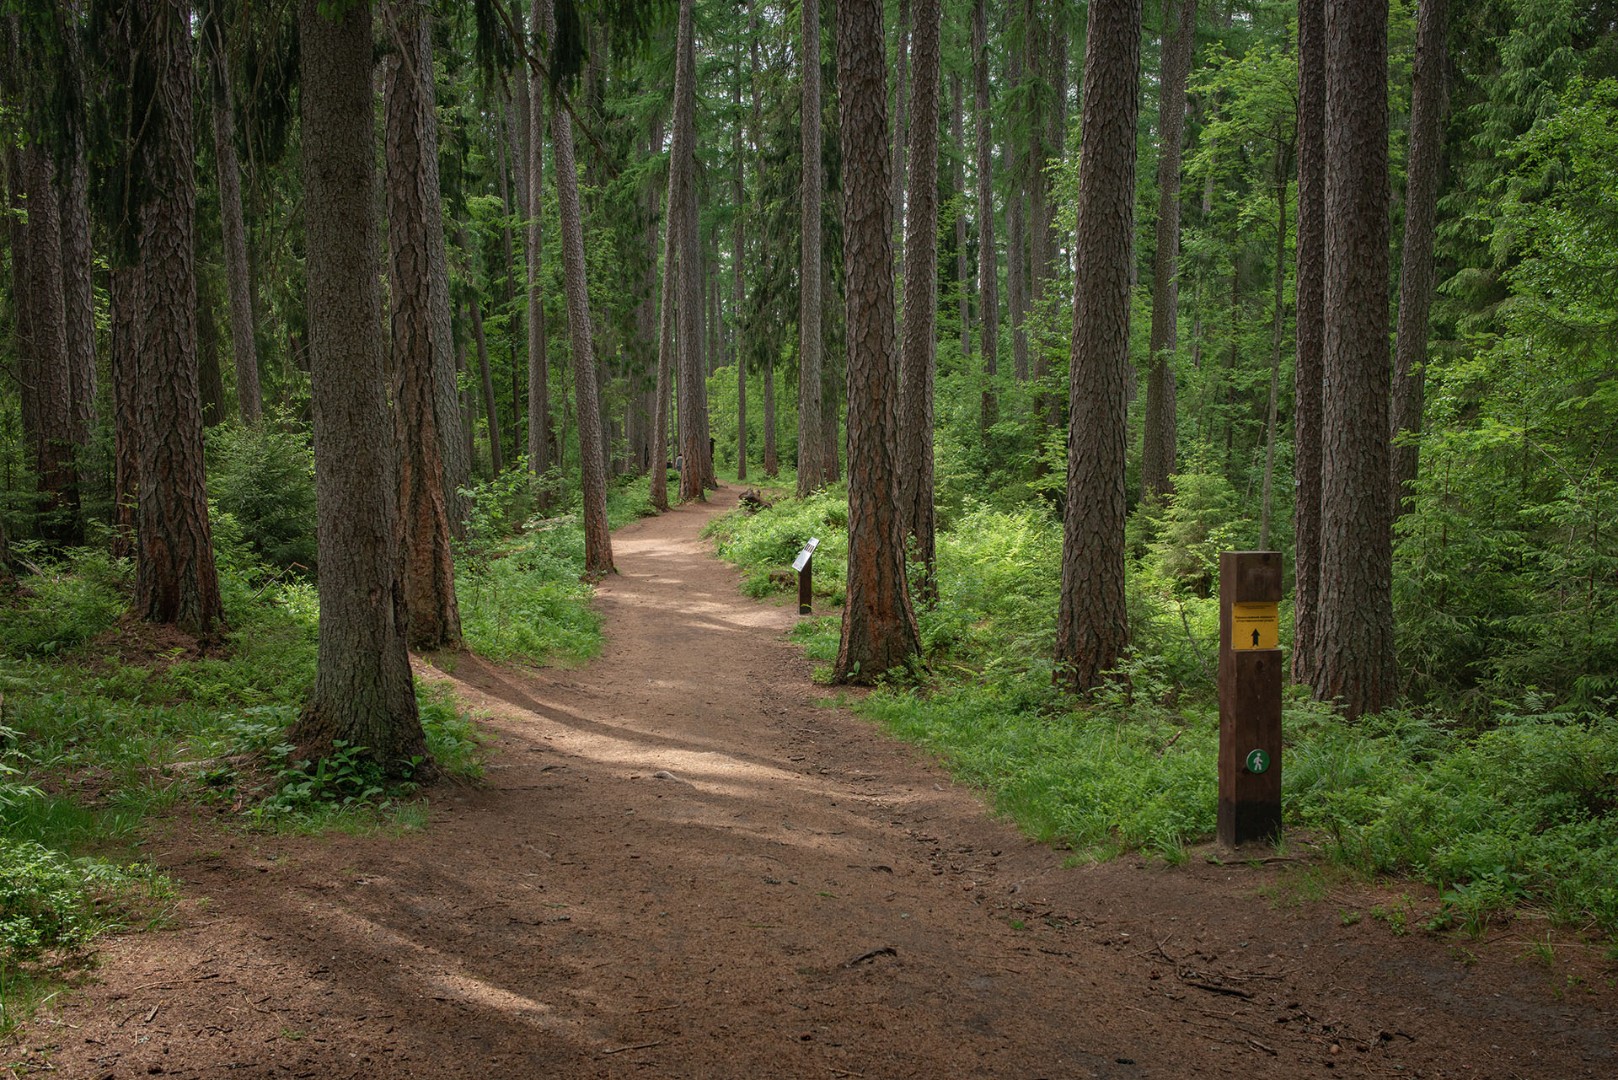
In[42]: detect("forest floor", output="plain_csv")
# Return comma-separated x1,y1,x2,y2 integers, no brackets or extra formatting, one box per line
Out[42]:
9,487,1617,1079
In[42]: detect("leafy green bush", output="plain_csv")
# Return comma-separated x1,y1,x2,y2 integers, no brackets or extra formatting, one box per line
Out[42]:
205,421,318,574
0,550,126,657
0,839,128,960
705,487,849,603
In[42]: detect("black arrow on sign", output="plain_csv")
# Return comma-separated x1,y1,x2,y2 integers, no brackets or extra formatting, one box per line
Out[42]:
1251,629,1261,647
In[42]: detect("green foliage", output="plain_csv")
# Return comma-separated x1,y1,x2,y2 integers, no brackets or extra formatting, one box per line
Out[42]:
455,466,610,665
704,487,849,604
0,839,168,963
0,549,126,657
205,420,319,575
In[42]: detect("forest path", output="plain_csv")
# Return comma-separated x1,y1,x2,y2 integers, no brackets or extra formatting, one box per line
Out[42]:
14,487,1615,1078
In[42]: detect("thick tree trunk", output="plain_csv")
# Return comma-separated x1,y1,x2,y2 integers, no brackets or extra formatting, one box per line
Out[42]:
384,0,462,650
892,0,910,304
834,0,921,685
1055,0,1140,694
1390,0,1448,519
545,0,614,577
897,0,941,599
797,0,826,495
204,4,262,425
1141,0,1198,498
1293,0,1326,686
1315,0,1396,719
972,0,999,432
57,4,96,460
132,0,223,638
671,0,709,502
294,0,426,772
110,264,141,561
21,144,81,544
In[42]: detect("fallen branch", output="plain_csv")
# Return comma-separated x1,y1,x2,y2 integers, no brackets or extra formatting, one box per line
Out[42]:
601,1040,665,1056
843,946,897,968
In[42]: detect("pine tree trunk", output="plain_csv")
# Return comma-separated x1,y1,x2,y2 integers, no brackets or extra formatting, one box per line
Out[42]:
197,281,225,427
897,0,941,598
132,0,223,638
204,4,262,425
1141,0,1198,498
110,264,141,561
58,3,96,460
734,21,749,482
1315,0,1396,719
295,0,426,773
1055,0,1140,694
892,0,910,307
1260,156,1289,550
1006,41,1028,383
951,72,970,361
466,282,505,475
527,56,552,479
1390,0,1448,519
797,0,826,495
1025,0,1049,395
651,146,676,513
384,0,462,650
972,0,999,432
671,0,709,502
834,0,921,685
544,0,613,576
1293,0,1326,686
21,144,81,544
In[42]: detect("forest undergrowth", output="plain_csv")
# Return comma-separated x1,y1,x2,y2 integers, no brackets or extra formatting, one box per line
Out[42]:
0,427,655,1038
706,473,1618,950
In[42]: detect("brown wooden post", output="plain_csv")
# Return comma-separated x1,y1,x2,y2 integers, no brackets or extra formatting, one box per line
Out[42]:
794,537,819,615
1218,550,1283,846
799,554,813,614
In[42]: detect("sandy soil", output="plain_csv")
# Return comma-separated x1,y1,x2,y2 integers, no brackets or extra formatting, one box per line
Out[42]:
10,487,1616,1079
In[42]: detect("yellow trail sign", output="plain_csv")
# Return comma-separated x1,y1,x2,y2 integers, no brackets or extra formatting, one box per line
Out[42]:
1231,602,1279,651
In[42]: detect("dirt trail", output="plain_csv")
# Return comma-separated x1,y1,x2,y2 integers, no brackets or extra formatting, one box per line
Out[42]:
13,488,1616,1078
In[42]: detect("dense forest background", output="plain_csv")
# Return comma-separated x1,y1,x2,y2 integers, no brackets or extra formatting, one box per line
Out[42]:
2,0,1617,995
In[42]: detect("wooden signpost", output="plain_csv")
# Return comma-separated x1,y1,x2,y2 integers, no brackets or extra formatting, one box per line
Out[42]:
1218,551,1283,846
793,537,819,615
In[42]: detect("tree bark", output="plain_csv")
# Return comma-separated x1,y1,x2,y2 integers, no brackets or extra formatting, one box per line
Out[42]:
834,0,921,685
892,0,910,306
1055,0,1140,694
734,14,750,482
527,43,552,480
544,0,614,577
203,2,262,425
897,0,940,598
21,144,81,544
384,0,462,650
972,0,999,432
797,0,826,495
1141,0,1198,498
109,264,141,561
467,285,505,475
1315,0,1396,719
1006,38,1028,383
951,72,970,361
1293,0,1326,686
671,0,709,502
132,0,223,639
57,2,96,460
294,0,426,773
1390,0,1448,519
1260,153,1289,550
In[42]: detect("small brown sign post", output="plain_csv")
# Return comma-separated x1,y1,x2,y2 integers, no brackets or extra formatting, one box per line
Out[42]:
793,537,819,615
1218,551,1283,846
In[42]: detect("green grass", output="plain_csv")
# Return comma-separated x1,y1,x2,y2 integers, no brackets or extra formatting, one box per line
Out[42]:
710,489,1618,940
